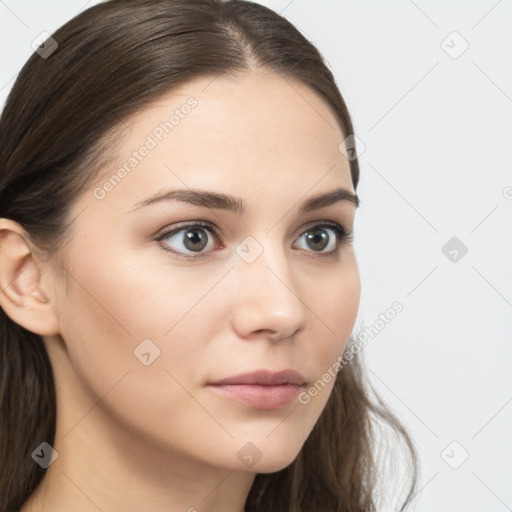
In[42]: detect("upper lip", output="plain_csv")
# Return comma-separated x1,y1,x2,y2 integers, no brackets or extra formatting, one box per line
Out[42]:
209,369,306,386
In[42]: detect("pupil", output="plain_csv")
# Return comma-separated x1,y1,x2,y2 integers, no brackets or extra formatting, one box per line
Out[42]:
184,229,207,251
307,229,328,251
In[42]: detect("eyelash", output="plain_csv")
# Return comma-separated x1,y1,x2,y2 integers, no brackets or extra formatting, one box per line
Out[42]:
155,220,353,260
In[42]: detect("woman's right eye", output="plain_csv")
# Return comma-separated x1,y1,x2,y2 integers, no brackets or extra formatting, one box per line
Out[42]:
156,222,219,259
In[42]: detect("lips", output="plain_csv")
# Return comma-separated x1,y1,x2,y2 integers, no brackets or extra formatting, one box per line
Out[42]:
209,369,307,386
207,369,307,410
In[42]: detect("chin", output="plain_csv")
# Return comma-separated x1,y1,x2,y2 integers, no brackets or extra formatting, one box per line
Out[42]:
233,438,304,474
251,457,298,474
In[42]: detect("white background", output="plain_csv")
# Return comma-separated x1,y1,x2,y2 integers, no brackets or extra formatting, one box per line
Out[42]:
1,1,511,510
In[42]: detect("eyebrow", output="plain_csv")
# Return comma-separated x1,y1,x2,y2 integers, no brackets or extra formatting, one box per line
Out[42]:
128,186,359,214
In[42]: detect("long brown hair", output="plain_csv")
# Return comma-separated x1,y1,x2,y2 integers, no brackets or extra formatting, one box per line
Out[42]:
0,1,418,510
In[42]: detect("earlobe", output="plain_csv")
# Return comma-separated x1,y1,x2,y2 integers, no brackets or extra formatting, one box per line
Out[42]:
0,218,60,336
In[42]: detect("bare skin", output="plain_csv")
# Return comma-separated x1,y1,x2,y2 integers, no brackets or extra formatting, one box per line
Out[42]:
0,68,360,512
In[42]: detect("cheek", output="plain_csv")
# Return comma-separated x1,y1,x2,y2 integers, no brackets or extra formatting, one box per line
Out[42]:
285,259,360,420
314,261,360,362
55,244,228,425
55,247,169,400
56,267,211,451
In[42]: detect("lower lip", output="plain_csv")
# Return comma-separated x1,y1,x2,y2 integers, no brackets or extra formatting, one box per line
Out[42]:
208,384,302,410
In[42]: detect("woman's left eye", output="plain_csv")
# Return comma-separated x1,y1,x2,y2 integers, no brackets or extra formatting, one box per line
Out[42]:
156,221,352,260
294,223,349,254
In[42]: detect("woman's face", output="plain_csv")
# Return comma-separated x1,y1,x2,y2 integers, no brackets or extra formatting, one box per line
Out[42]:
47,69,360,475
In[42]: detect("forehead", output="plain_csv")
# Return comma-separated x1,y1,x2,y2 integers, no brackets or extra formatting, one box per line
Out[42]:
83,69,354,214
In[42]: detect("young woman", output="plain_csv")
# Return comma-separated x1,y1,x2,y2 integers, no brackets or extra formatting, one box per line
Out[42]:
0,1,418,510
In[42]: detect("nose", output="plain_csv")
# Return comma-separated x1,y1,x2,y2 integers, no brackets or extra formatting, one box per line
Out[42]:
229,238,308,342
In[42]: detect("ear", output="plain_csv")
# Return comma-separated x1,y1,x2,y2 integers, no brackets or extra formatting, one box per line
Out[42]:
0,218,60,336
